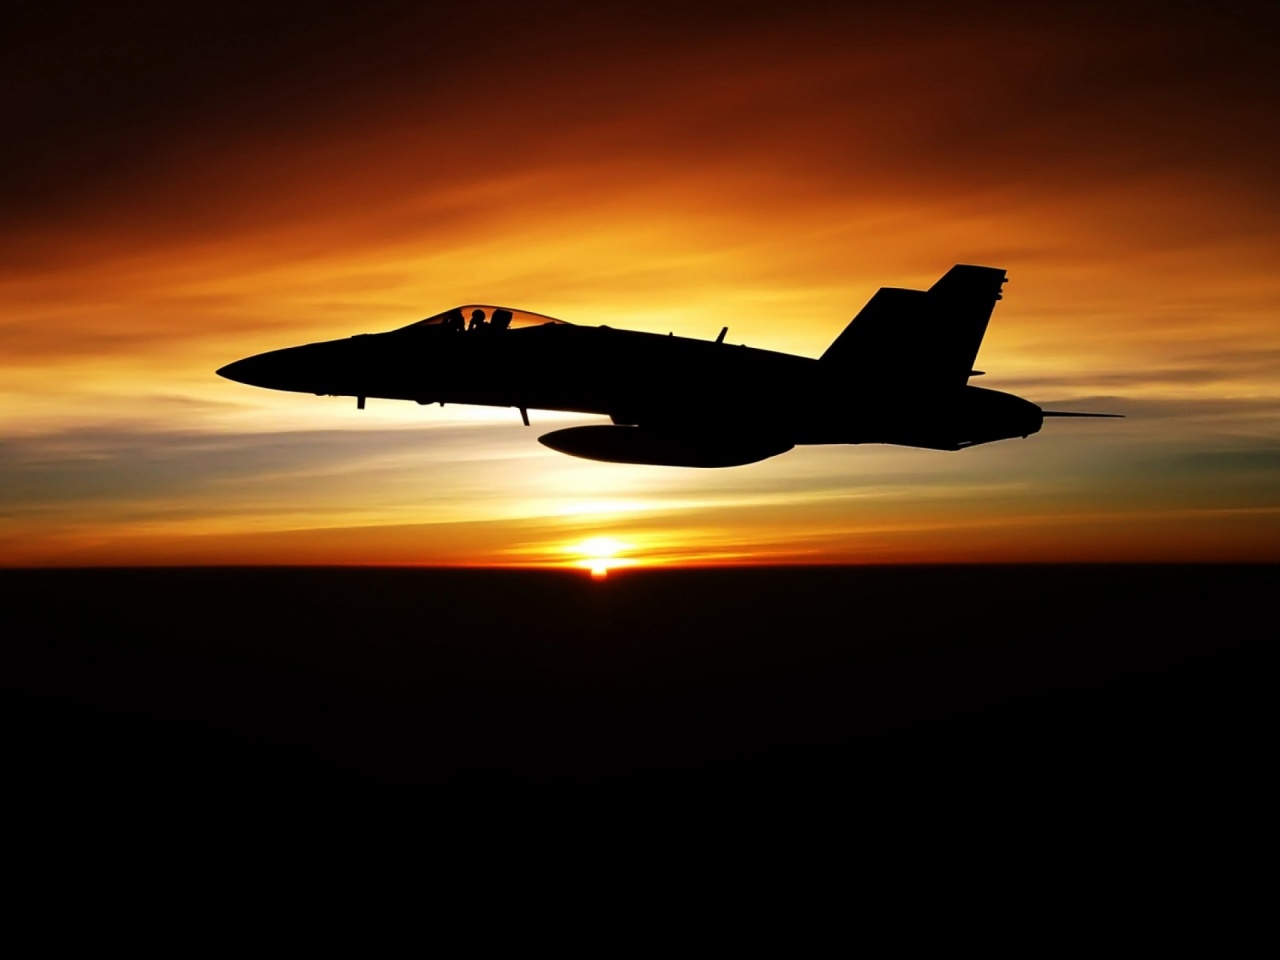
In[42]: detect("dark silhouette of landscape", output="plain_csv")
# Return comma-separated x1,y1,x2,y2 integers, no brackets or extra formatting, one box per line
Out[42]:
3,565,1268,802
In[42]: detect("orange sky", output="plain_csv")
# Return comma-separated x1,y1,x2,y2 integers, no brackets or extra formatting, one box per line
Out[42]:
3,0,1279,567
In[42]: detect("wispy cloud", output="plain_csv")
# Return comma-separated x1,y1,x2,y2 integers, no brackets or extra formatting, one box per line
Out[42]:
2,2,1278,564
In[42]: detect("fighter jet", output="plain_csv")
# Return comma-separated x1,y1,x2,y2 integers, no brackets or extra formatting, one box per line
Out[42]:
217,264,1119,467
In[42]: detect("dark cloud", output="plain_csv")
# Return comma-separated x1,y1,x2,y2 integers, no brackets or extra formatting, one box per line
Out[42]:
4,0,1276,261
1149,445,1280,478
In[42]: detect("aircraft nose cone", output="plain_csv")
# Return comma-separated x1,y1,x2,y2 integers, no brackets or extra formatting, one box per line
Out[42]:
216,341,353,394
216,359,242,381
216,349,306,390
217,355,268,387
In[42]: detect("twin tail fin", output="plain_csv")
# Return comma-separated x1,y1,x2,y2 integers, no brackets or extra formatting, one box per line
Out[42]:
821,264,1007,389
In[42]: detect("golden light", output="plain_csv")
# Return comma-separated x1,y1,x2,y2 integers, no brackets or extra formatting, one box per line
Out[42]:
568,536,638,579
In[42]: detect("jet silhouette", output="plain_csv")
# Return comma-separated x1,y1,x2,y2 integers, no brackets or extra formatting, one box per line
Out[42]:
217,265,1119,467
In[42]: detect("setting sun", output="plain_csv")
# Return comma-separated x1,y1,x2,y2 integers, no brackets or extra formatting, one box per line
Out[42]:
568,536,638,578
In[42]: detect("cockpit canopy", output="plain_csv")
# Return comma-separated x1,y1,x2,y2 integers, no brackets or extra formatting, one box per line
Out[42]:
395,305,570,334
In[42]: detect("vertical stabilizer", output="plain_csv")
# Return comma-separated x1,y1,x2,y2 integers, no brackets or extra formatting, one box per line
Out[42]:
821,264,1006,388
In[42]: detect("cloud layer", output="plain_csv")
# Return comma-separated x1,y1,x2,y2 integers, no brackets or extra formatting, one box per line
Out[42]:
3,1,1278,565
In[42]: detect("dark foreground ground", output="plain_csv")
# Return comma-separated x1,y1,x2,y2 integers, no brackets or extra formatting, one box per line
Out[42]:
3,565,1271,804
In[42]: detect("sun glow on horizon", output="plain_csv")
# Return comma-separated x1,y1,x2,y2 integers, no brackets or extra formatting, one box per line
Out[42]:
1,5,1278,568
567,536,640,578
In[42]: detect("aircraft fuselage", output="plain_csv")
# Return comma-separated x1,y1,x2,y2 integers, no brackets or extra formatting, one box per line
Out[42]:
219,320,1043,460
219,268,1116,466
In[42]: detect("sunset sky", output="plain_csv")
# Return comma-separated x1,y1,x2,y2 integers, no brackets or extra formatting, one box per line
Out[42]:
3,0,1278,568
